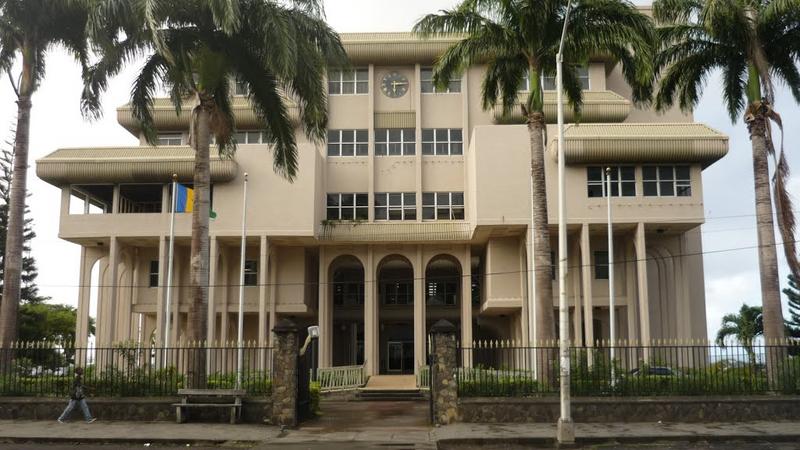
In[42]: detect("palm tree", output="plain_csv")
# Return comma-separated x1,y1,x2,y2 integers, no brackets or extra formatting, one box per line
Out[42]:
716,303,763,368
0,0,92,346
86,0,345,386
652,0,800,380
414,0,655,346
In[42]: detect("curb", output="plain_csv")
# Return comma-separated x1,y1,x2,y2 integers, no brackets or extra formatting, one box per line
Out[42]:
438,433,800,448
0,437,260,446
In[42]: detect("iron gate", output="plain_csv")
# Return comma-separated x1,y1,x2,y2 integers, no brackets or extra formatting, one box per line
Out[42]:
296,349,313,423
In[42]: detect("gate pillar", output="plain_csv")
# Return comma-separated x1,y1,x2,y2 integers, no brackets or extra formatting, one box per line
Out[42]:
430,319,458,425
271,318,299,427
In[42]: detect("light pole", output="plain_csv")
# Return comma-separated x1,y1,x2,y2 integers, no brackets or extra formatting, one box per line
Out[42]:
556,0,575,444
605,167,616,386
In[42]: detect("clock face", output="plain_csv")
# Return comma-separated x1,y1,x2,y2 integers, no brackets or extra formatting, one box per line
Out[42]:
381,71,409,98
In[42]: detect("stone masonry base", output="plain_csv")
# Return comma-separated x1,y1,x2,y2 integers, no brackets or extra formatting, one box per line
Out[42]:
0,397,272,423
459,396,800,423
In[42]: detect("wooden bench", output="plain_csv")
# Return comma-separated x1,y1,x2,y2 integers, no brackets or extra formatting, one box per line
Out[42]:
173,389,245,424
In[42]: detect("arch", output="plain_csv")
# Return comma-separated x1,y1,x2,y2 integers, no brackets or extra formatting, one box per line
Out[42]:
424,254,463,344
646,246,677,340
329,255,365,366
376,254,415,374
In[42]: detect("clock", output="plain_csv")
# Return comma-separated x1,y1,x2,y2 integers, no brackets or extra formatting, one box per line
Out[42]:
380,71,409,98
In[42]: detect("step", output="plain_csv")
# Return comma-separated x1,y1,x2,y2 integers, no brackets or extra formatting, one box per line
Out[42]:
356,389,425,401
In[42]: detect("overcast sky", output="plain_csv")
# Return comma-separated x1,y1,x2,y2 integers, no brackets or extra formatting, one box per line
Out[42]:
0,0,797,340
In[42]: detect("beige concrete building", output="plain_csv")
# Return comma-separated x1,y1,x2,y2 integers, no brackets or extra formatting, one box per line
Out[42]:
37,33,727,376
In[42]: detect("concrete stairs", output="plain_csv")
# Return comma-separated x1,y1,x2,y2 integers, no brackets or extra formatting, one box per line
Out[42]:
356,374,426,401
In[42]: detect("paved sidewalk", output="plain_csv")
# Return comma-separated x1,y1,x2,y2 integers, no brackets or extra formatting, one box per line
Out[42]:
0,420,799,447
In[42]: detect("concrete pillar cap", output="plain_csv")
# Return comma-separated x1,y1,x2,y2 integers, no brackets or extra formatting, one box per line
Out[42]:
430,319,456,334
272,318,299,334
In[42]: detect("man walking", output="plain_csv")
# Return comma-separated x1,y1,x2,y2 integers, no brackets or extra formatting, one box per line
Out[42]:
57,367,96,423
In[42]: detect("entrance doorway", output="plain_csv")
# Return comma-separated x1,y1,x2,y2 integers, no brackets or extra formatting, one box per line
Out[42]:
377,255,415,375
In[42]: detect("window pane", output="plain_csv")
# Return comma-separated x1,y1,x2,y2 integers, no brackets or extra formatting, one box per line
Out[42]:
341,144,354,156
405,129,415,140
234,132,246,143
388,129,401,142
436,193,450,205
375,208,387,220
659,166,674,180
435,143,448,155
341,207,354,219
375,143,387,156
620,167,635,180
342,82,355,94
675,166,690,180
421,81,434,93
587,184,603,198
660,181,674,196
452,192,464,205
341,194,354,206
356,144,369,156
246,131,261,144
327,144,339,156
375,194,386,206
355,207,368,220
388,193,402,205
642,166,657,180
423,193,435,205
451,143,463,155
356,69,369,81
375,129,387,143
327,130,340,143
435,129,448,140
388,143,401,155
342,70,354,82
423,206,435,220
403,143,415,155
404,208,416,220
450,129,462,141
388,209,402,220
621,182,636,197
422,143,434,155
448,80,461,93
404,193,416,205
422,129,434,141
452,207,465,220
356,194,368,206
587,167,602,181
643,181,658,196
437,207,449,219
676,183,691,197
356,130,368,142
327,194,339,207
327,208,339,220
328,81,340,95
356,81,369,94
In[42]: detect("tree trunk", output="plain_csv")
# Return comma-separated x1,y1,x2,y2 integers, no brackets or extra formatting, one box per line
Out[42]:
186,96,212,388
528,111,556,382
748,108,786,386
0,49,34,347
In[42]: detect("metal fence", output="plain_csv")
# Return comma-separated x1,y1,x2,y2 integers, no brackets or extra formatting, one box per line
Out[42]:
458,342,800,397
0,342,273,397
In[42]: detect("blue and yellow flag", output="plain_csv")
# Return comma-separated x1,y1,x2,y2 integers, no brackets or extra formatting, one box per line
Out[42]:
175,184,194,213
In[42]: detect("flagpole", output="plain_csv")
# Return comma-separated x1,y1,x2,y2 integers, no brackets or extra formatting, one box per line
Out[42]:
164,174,178,366
237,173,249,390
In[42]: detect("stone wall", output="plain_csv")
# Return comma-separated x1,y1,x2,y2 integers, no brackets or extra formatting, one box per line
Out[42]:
271,319,299,427
459,396,800,423
431,320,458,425
0,396,272,423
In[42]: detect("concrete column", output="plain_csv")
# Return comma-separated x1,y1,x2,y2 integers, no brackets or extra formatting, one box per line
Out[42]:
364,247,377,375
634,222,652,348
318,246,331,368
107,237,120,345
580,223,594,347
367,64,375,222
155,236,167,346
208,237,219,344
75,247,93,348
571,238,583,346
461,246,473,356
413,246,425,373
268,249,278,347
414,64,423,222
271,319,299,427
258,236,269,345
625,240,638,342
118,252,134,341
431,319,458,425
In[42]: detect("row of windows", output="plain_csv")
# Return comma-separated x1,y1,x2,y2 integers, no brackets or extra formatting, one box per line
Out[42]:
587,166,692,198
326,128,463,157
326,192,465,221
149,260,257,287
547,251,611,281
520,66,591,92
158,131,267,146
327,68,463,96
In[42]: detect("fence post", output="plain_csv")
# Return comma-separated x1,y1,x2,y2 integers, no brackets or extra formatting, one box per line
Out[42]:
431,319,458,425
271,318,299,427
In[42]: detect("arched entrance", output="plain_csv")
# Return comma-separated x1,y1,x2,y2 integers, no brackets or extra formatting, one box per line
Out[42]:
425,255,462,341
377,255,415,374
330,255,365,366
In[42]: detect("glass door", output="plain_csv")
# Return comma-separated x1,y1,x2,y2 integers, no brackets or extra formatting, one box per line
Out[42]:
387,341,404,373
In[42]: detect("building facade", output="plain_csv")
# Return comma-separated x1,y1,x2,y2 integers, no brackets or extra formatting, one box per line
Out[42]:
37,32,727,376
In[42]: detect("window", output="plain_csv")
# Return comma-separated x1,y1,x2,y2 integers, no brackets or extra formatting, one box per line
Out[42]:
375,192,416,221
375,128,415,156
69,185,113,214
643,165,691,197
422,128,463,156
422,192,464,220
327,129,368,156
594,251,609,280
119,184,163,213
421,68,461,93
244,260,258,286
426,280,458,305
380,281,413,305
234,80,249,96
149,260,159,288
520,66,590,91
587,166,636,198
234,130,265,144
157,133,183,146
328,68,369,95
327,193,369,220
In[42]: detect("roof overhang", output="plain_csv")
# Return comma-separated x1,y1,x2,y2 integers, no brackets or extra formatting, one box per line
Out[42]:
318,221,473,243
36,146,239,186
116,97,299,136
549,123,729,168
494,90,631,124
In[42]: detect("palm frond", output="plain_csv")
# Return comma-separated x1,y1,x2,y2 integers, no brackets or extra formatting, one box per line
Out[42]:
130,52,168,145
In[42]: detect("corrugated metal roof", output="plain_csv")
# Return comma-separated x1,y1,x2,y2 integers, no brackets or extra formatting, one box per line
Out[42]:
318,221,473,242
494,90,632,124
550,123,729,167
36,146,238,185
